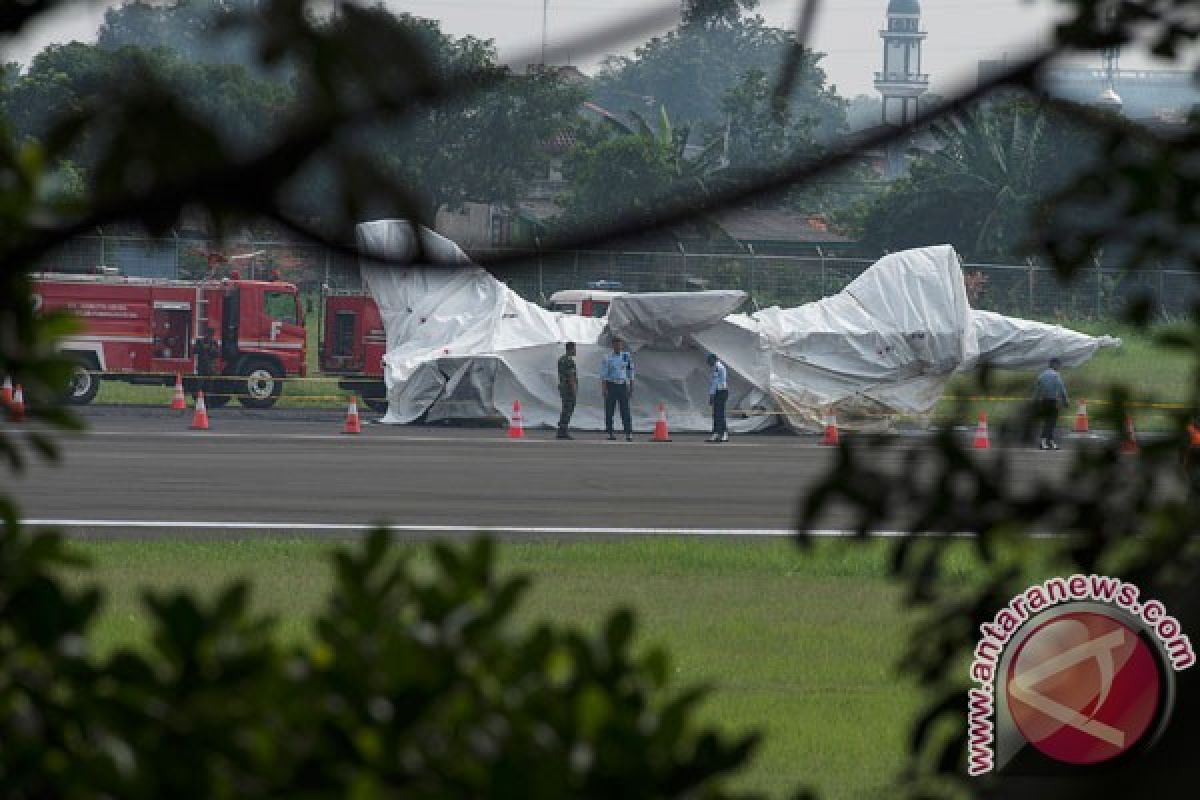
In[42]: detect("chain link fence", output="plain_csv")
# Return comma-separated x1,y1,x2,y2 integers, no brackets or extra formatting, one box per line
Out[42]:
488,250,1200,322
37,235,1200,321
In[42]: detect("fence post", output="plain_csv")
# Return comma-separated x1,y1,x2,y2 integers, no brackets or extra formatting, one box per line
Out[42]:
817,246,826,297
1158,266,1165,319
537,240,545,303
1094,255,1103,319
1026,258,1034,318
677,242,687,291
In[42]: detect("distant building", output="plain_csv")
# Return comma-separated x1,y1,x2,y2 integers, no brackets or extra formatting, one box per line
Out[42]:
714,209,854,256
979,58,1200,118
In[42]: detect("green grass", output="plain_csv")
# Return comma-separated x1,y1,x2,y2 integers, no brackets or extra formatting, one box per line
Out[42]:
68,537,997,798
937,322,1195,430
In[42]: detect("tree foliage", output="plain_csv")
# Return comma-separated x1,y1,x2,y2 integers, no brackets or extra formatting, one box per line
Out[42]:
559,106,723,232
0,529,759,797
848,97,1102,260
592,5,844,142
96,0,263,68
0,3,584,230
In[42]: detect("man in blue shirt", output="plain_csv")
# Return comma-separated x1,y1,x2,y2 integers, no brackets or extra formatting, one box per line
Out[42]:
706,353,729,443
1032,357,1069,450
600,336,635,441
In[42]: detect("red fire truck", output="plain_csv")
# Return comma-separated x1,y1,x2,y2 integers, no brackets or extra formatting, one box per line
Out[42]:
318,288,388,411
33,272,306,408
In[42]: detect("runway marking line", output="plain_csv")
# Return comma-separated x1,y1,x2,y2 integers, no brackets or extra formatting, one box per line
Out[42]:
20,519,1063,538
75,430,794,447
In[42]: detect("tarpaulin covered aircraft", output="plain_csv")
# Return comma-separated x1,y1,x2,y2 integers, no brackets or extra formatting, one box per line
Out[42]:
358,219,1119,432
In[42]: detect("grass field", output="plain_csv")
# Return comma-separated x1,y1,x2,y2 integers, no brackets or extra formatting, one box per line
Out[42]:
68,536,1008,799
937,322,1196,430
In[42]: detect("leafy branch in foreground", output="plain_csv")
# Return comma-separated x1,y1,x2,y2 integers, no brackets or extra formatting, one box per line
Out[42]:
0,529,760,798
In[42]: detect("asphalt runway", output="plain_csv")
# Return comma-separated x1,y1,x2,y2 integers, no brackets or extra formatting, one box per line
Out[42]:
2,405,1112,538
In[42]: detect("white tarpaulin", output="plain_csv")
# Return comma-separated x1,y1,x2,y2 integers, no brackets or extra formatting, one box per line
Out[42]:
358,220,1120,432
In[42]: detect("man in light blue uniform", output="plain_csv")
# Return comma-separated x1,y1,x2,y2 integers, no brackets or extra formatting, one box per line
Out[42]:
706,353,729,443
600,336,635,441
1032,357,1069,450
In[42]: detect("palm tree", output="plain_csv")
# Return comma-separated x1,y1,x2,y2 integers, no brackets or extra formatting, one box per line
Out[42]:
601,105,725,195
912,103,1049,257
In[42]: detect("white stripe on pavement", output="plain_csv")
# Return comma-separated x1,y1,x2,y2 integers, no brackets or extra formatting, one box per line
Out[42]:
76,430,789,446
18,519,1054,537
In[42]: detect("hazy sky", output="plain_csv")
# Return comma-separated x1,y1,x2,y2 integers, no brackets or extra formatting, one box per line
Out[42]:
2,1,1147,97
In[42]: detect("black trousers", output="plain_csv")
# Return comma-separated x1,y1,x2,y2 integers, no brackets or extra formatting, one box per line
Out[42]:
558,388,576,432
711,389,728,435
1038,399,1060,441
604,381,632,434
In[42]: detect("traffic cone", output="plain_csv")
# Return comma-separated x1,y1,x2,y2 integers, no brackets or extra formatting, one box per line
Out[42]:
1074,399,1089,433
170,373,187,411
973,412,991,450
1,376,11,407
820,412,840,446
507,400,525,439
9,385,24,422
342,396,362,434
190,391,210,430
1121,415,1139,455
651,402,671,442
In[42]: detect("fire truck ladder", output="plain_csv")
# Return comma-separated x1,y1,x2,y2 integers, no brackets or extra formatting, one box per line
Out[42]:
194,285,207,341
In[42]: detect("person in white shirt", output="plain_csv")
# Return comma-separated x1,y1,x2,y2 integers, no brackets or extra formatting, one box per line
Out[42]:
599,337,635,441
706,353,729,443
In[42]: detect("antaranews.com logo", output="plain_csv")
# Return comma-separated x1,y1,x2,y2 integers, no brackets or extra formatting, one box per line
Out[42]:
967,574,1195,776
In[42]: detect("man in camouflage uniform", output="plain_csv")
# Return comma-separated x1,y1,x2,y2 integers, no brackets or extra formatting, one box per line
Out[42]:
556,342,577,439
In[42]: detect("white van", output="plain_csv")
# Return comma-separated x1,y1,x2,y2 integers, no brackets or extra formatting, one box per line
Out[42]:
547,289,627,318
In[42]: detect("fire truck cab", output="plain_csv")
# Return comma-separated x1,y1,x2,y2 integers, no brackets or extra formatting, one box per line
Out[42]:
318,287,389,412
316,284,628,416
33,272,306,408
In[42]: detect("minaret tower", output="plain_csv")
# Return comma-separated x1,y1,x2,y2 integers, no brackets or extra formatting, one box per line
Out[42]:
875,0,929,126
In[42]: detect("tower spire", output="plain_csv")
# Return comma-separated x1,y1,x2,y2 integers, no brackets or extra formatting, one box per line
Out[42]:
874,0,929,127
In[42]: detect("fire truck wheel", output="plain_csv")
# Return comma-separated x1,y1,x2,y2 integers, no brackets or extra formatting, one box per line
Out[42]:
238,360,282,409
64,363,99,405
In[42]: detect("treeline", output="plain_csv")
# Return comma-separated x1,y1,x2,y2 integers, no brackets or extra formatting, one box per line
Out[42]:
0,0,1106,261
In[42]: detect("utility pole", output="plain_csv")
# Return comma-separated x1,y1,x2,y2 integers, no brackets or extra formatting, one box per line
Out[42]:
541,1,549,66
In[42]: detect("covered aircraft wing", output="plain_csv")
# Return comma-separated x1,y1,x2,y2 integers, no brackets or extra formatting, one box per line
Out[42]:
606,291,747,347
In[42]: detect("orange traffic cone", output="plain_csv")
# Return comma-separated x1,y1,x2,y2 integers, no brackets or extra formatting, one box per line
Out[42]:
973,412,991,450
1121,415,1139,455
190,391,210,430
1,376,11,407
170,373,187,410
507,400,525,439
343,396,362,434
651,402,671,442
820,412,840,446
9,385,24,422
1074,399,1089,433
